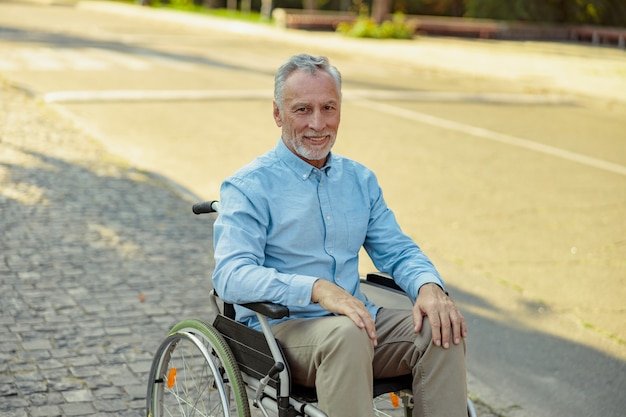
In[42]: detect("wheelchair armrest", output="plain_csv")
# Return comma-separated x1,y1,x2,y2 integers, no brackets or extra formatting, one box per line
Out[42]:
230,272,405,320
240,301,290,320
364,272,405,294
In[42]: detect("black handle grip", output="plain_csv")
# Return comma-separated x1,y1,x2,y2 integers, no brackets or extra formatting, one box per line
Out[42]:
192,200,219,215
267,362,285,379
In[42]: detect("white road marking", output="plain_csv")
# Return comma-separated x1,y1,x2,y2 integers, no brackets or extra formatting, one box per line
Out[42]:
42,89,272,103
55,49,111,71
0,46,178,71
352,98,626,176
17,48,65,70
86,48,152,71
40,87,623,176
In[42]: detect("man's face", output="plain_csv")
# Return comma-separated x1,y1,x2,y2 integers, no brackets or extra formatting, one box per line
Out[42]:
273,69,341,169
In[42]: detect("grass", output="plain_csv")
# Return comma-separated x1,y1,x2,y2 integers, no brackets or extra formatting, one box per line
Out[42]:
105,0,270,24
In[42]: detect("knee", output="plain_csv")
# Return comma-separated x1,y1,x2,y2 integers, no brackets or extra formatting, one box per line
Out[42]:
420,317,466,359
319,316,373,361
414,317,465,356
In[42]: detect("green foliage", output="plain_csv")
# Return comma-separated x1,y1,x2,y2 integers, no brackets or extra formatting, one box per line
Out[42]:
145,2,268,23
463,0,626,26
336,12,416,39
396,0,464,16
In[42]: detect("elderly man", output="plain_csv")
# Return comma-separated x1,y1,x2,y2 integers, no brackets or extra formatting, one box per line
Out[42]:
212,53,468,417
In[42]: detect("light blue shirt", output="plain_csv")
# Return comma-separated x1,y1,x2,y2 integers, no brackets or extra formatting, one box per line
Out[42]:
212,139,444,329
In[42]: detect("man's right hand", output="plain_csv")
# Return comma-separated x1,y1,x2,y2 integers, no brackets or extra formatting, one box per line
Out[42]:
311,279,378,346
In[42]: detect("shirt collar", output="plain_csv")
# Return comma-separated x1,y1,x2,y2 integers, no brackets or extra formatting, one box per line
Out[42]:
276,139,334,181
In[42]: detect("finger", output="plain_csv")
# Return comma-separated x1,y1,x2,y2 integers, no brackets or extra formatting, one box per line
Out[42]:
346,309,378,346
456,311,468,342
439,310,452,349
363,313,378,346
443,296,467,344
461,316,468,338
412,307,424,334
452,315,461,346
429,314,442,347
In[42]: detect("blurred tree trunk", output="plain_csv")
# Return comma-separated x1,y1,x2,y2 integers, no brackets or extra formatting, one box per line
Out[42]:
450,0,464,16
371,0,390,23
261,0,272,19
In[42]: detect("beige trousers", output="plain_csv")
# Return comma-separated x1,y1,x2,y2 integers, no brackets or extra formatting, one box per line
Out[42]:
271,308,467,417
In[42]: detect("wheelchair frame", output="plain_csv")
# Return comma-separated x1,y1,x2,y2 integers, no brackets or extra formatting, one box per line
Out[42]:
146,201,477,417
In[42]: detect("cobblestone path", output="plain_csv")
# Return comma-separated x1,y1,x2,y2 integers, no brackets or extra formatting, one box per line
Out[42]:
0,82,217,416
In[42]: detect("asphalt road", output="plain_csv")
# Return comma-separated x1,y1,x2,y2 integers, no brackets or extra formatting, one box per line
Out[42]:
1,1,625,416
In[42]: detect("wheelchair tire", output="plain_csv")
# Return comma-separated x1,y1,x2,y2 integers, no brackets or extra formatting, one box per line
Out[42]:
147,319,251,417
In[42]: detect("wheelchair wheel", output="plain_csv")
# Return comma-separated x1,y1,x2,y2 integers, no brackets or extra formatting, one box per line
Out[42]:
147,319,250,417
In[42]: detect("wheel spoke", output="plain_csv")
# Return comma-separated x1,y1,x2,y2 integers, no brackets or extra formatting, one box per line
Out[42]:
147,320,250,417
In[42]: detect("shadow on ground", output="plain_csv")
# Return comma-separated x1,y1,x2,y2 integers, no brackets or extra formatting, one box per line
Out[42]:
1,83,624,417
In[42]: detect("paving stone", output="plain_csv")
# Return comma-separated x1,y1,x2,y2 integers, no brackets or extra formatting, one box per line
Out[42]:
66,355,101,367
0,382,18,396
69,366,102,378
62,389,95,402
60,402,96,416
127,360,153,375
8,361,38,373
47,377,86,392
0,396,30,411
18,349,51,361
0,408,28,417
92,386,124,400
84,375,113,390
40,367,69,380
27,391,64,406
37,358,65,370
93,398,128,412
30,404,62,417
123,384,147,401
15,379,47,394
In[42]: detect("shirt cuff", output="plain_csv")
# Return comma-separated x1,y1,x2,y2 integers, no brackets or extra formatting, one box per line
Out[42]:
288,275,319,307
409,273,446,300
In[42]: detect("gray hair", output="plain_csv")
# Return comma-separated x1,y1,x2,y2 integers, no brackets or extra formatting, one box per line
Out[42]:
274,54,342,113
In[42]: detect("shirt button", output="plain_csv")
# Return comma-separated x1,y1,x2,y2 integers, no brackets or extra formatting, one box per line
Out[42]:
326,215,331,220
297,299,303,304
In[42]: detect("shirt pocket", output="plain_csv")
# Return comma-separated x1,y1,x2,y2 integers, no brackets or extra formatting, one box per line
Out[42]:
344,209,370,253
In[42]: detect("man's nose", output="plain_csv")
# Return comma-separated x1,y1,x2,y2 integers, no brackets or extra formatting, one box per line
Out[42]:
309,110,325,130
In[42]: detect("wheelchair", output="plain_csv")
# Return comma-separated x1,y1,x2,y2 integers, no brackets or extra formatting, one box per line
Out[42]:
146,201,477,417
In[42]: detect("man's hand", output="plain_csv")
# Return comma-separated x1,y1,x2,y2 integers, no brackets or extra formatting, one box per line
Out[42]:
413,283,467,348
311,279,378,346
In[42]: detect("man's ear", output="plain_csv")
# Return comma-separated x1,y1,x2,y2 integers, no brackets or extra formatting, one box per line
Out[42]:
273,101,283,127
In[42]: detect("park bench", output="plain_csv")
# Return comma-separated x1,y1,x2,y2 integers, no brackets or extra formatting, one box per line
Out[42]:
407,15,502,39
272,8,356,31
570,25,626,48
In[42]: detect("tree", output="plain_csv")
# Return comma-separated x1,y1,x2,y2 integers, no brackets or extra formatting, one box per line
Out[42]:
464,0,626,26
371,0,391,23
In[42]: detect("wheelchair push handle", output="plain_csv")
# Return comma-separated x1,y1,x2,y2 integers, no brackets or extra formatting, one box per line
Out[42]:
192,200,219,214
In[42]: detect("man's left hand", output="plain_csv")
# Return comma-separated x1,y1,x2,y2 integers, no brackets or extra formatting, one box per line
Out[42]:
412,283,467,348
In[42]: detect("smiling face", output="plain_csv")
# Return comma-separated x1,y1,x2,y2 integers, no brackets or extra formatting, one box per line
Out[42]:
273,68,341,169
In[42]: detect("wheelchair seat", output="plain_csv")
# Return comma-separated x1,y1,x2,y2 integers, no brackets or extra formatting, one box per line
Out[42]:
213,312,414,410
214,292,414,407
